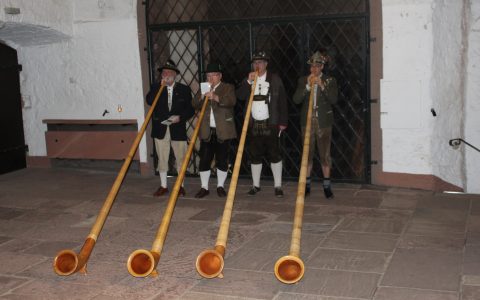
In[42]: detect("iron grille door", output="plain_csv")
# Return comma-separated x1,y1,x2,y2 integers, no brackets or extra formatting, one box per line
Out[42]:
146,0,370,183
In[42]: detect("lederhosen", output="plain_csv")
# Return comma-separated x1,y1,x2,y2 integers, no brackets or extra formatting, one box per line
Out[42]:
249,81,282,164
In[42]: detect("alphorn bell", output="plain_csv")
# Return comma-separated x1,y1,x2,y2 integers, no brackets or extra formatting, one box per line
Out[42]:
126,93,210,277
53,85,166,276
196,72,258,278
274,78,315,284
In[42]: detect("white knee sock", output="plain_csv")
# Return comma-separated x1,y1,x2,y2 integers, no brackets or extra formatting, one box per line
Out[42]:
251,163,262,187
160,171,168,188
200,170,211,190
216,169,227,188
271,161,283,188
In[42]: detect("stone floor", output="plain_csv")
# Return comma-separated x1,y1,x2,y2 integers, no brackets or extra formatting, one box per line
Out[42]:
1,167,480,299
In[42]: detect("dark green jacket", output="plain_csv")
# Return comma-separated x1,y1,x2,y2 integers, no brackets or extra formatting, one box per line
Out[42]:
292,75,338,128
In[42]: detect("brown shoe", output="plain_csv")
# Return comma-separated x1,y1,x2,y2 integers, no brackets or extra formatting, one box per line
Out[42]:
216,186,227,197
195,188,209,198
178,187,186,197
153,187,168,197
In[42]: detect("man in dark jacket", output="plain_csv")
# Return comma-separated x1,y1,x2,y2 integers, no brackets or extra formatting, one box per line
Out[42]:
293,51,338,199
146,60,195,197
236,51,288,197
192,63,237,198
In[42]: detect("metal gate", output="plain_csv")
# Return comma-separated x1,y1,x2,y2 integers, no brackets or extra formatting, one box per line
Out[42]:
146,0,370,183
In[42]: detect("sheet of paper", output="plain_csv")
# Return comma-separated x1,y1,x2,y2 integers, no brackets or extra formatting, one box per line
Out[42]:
200,82,211,95
161,115,179,126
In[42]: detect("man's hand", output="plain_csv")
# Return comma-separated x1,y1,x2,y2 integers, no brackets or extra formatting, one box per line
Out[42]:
205,91,219,103
169,115,180,123
247,72,256,83
278,125,287,131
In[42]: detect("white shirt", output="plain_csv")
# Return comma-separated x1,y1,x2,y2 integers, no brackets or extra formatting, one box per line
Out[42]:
251,73,270,121
167,83,175,110
209,82,221,128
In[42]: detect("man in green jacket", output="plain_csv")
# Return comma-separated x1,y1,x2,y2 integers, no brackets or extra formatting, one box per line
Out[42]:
292,50,338,199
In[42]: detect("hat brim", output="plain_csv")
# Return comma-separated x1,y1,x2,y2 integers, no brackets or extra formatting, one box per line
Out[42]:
251,57,269,62
158,66,180,74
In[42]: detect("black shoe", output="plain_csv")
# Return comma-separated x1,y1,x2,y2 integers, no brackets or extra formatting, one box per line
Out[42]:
305,185,310,196
195,188,209,198
216,186,227,197
248,186,261,196
323,186,334,199
275,187,284,198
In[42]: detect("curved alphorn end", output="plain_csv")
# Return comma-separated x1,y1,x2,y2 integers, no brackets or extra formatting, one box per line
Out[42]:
274,255,305,284
53,249,79,276
127,249,159,278
196,247,225,279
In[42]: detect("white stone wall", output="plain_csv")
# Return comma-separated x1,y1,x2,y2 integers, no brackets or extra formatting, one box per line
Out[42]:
382,0,480,193
430,1,465,188
465,1,480,193
1,0,147,162
381,0,434,174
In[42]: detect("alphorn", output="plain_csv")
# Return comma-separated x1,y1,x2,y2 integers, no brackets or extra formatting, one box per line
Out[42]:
274,78,315,284
127,94,210,277
196,72,258,278
53,85,166,276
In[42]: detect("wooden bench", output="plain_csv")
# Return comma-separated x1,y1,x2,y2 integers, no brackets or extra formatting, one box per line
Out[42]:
43,119,139,160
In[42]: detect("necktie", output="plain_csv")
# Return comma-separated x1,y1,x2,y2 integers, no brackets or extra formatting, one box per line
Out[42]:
168,89,172,110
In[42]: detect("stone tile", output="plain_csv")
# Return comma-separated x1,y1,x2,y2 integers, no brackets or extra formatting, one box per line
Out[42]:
337,217,407,234
321,231,398,252
225,248,284,272
307,248,390,273
380,195,418,210
418,194,470,211
262,221,333,235
382,248,462,291
0,207,28,220
104,273,198,300
191,269,285,299
0,252,46,275
462,285,480,300
0,238,43,253
231,212,269,224
412,208,467,227
0,275,31,295
463,275,480,285
274,293,347,300
0,236,12,245
398,234,465,252
471,199,480,216
180,292,261,300
467,215,480,232
406,221,466,236
276,214,340,226
291,268,380,298
463,245,480,276
373,286,458,300
4,279,102,300
22,241,80,257
241,231,323,254
188,208,224,221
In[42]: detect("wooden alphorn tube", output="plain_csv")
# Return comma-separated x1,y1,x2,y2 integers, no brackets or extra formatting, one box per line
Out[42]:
274,79,315,284
195,73,258,279
53,85,166,276
126,94,210,277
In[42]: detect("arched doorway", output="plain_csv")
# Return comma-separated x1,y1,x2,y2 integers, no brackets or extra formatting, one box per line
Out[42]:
0,43,26,174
